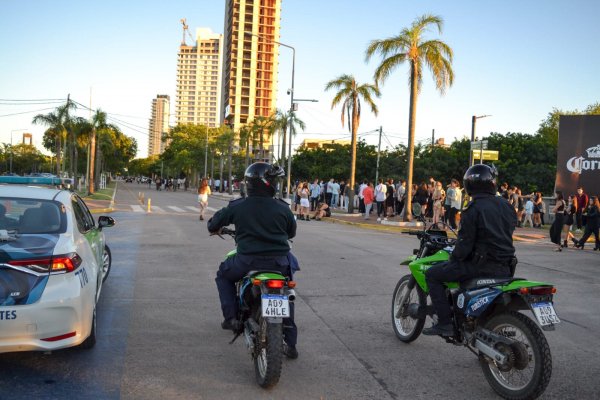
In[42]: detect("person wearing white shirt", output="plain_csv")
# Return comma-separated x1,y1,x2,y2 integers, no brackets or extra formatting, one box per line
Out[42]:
358,181,367,213
375,179,387,221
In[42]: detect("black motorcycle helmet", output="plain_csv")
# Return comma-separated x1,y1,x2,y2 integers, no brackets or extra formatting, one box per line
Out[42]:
244,162,285,197
463,164,498,196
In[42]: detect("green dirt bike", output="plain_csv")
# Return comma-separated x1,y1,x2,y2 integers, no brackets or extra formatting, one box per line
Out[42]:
214,228,296,389
393,222,559,400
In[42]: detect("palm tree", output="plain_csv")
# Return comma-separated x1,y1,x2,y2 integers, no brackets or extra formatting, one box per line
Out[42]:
325,74,380,213
88,109,111,194
238,125,253,169
274,109,305,164
365,14,454,220
32,100,76,176
252,115,274,161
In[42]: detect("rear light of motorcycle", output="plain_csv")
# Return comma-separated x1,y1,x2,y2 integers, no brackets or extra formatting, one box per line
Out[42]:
8,253,82,274
519,286,556,295
287,280,296,288
265,280,285,289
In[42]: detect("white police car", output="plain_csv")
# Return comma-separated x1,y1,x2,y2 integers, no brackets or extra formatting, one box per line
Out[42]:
0,176,114,352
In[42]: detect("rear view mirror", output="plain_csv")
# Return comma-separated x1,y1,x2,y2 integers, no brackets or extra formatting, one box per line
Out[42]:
98,216,115,230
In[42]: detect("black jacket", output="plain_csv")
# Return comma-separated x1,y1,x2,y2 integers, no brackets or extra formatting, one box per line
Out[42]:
451,193,517,270
208,196,296,256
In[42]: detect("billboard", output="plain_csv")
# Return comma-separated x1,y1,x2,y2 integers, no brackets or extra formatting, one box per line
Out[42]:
555,115,600,197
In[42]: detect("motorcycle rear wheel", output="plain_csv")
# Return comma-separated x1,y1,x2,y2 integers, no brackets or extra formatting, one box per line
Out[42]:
479,311,552,400
254,317,283,388
391,274,427,342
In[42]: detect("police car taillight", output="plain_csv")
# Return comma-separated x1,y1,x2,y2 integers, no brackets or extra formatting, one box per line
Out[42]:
8,253,82,274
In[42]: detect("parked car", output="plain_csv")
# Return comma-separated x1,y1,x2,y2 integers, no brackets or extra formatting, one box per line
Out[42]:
0,176,115,353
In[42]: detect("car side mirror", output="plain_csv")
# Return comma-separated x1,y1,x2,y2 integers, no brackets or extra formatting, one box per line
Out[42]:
98,216,115,230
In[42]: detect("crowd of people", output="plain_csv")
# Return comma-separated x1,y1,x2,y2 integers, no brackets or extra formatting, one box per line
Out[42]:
288,177,599,250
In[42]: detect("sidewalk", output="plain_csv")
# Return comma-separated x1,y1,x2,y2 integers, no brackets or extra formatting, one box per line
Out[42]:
319,208,550,242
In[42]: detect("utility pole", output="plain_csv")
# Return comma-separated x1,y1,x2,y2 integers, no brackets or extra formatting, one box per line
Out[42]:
431,129,435,151
375,126,382,183
228,130,233,195
470,115,491,166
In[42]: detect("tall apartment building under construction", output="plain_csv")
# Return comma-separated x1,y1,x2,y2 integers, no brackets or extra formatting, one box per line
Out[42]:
175,27,224,127
221,0,282,133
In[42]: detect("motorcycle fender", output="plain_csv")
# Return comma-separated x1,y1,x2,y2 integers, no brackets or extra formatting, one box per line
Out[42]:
265,317,283,324
400,255,417,265
464,288,503,318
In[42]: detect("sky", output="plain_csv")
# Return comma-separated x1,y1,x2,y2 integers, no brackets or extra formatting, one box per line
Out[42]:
1,0,599,159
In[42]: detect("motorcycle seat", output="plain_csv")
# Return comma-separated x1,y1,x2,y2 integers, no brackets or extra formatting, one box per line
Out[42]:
245,270,287,279
460,277,516,290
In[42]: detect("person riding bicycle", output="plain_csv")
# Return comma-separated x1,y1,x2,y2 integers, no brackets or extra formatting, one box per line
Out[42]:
208,162,299,358
423,164,517,336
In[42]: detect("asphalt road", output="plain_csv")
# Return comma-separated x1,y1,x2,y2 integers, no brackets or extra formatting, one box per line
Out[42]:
0,182,598,400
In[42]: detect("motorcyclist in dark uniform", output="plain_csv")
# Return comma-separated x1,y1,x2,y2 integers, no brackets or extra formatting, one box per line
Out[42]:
208,162,299,358
423,164,517,336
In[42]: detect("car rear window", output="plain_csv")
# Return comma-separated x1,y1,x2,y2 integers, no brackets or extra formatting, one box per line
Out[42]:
0,198,66,234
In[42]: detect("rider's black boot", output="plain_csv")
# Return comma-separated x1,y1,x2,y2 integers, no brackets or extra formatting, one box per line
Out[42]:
283,343,298,359
422,323,454,337
221,318,242,333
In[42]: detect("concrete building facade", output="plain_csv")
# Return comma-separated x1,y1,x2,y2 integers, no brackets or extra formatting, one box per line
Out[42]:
148,95,170,156
175,28,224,127
221,0,282,133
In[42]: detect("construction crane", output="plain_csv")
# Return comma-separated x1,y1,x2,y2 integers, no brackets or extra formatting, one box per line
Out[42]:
180,18,194,45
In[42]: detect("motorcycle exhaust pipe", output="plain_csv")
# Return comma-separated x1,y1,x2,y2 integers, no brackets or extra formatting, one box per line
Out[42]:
286,289,296,302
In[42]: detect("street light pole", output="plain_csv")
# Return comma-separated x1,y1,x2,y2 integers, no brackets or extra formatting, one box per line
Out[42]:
469,115,491,166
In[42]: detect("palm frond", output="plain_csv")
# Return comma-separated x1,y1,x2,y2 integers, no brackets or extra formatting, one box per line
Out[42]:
373,53,408,85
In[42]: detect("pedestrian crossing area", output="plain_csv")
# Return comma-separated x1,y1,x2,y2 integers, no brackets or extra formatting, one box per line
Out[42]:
124,205,219,214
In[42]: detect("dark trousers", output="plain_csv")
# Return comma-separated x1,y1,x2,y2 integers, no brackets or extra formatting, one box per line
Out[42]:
325,192,332,206
310,197,319,211
447,207,458,229
425,261,475,325
576,211,584,230
359,198,365,213
376,201,385,217
215,253,298,346
425,261,510,325
578,227,600,249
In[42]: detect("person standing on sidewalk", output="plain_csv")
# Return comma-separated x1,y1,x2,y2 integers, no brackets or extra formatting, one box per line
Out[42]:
549,192,566,251
363,182,375,220
562,195,577,248
309,179,320,211
575,187,589,233
331,179,340,209
375,179,387,222
198,178,211,221
358,180,367,214
523,196,534,228
573,196,599,250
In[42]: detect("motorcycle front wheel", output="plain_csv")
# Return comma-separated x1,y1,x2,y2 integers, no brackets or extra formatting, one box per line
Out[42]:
479,311,552,400
391,274,427,342
254,316,283,388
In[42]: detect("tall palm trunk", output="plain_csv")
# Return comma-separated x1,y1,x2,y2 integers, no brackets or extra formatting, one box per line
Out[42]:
55,134,61,175
404,62,419,222
95,142,102,191
348,97,359,213
279,126,287,197
89,129,96,194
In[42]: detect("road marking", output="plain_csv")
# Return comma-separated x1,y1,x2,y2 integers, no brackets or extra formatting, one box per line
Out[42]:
207,206,219,212
186,206,200,212
131,205,144,213
151,206,165,213
167,206,185,212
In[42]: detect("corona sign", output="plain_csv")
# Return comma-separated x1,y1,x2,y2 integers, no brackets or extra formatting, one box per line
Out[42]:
556,116,600,196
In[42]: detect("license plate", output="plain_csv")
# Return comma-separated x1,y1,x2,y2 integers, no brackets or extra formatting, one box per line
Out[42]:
261,294,289,318
532,302,560,326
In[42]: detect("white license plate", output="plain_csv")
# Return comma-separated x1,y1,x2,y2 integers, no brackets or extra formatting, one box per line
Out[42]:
261,294,289,318
532,302,560,326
